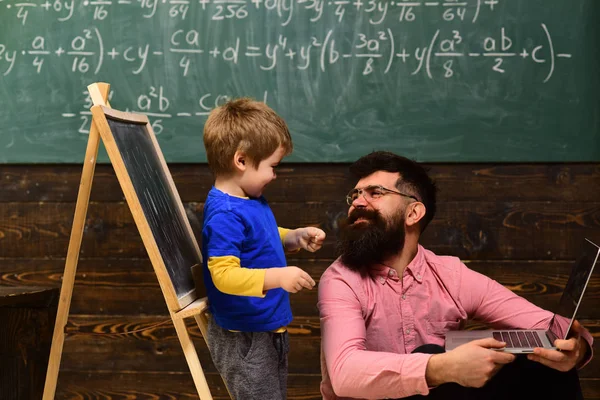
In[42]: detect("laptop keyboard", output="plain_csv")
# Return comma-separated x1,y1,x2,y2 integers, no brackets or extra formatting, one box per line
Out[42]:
492,331,544,348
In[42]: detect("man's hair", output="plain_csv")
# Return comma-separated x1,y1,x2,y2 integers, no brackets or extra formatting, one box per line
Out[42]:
349,151,437,232
203,98,293,175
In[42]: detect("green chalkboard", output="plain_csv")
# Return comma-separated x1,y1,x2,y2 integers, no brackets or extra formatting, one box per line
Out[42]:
0,0,598,163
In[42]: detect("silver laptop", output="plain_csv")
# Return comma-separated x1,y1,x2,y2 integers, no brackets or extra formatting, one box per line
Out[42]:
446,238,600,354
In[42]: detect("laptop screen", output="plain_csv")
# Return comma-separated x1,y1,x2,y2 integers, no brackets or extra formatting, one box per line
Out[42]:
554,239,600,336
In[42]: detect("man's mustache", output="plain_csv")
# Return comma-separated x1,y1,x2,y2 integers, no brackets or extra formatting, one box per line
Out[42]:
347,208,380,224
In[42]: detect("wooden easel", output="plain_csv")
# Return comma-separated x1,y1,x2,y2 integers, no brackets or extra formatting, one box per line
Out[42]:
42,82,215,399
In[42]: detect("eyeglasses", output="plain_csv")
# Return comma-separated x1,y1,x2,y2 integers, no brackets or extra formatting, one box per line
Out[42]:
346,185,419,206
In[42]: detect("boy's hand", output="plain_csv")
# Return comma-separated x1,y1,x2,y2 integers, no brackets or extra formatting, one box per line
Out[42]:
264,267,315,293
295,227,326,252
279,267,316,293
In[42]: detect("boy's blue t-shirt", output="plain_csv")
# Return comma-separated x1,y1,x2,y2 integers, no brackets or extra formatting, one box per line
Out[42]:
202,187,292,332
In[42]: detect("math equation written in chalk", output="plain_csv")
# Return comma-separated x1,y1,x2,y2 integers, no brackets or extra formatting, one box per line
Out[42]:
1,0,570,81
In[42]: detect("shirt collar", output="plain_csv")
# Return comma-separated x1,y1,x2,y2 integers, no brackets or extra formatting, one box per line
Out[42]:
368,245,426,285
405,245,425,283
368,263,399,284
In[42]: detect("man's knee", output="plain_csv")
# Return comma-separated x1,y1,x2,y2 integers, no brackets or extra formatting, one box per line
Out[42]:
412,344,445,355
487,355,582,400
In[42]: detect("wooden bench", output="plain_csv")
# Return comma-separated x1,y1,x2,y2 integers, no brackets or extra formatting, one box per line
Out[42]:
0,286,59,400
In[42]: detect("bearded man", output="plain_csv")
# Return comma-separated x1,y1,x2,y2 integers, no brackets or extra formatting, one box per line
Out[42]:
318,151,593,400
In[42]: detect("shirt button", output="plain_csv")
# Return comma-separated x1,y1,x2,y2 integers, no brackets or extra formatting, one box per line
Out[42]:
406,329,411,334
388,269,396,277
402,294,406,300
416,274,422,280
379,276,385,283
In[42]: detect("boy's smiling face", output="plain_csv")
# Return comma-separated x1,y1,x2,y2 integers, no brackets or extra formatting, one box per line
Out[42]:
240,146,286,198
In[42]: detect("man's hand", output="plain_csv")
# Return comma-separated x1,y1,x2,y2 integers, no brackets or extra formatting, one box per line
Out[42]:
288,227,326,252
264,267,315,293
527,320,589,371
427,338,515,388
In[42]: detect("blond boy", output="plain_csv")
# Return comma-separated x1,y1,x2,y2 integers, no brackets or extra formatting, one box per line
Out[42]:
202,98,325,399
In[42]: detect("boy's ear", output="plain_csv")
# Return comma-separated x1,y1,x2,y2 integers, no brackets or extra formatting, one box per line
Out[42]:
233,150,247,171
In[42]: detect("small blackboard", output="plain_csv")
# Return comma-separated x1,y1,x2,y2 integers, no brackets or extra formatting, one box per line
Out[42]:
43,84,213,399
91,106,201,311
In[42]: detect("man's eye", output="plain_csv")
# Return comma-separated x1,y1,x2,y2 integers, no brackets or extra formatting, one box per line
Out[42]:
371,190,384,197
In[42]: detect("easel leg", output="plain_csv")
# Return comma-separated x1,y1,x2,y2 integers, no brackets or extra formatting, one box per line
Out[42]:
172,317,213,399
194,313,209,343
42,83,110,400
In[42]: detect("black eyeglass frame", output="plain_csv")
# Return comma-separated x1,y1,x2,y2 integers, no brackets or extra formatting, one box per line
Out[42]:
346,185,419,206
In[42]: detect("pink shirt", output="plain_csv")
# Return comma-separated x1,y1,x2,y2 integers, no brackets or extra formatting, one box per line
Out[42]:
318,245,594,399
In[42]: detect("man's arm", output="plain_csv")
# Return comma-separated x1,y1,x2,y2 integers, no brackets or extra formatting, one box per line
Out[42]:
426,338,515,388
318,269,433,399
528,320,592,370
457,264,594,369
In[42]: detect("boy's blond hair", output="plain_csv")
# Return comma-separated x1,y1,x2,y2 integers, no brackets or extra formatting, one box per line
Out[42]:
203,98,293,176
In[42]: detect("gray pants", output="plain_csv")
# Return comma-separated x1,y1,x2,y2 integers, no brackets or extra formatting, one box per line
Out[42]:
207,316,289,400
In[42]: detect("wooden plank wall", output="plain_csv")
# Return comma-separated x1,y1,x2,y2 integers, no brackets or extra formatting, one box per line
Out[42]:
0,163,599,399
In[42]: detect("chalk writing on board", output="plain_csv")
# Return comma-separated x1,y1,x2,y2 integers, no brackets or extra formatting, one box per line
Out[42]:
63,87,269,135
1,0,571,82
5,0,500,25
1,0,595,163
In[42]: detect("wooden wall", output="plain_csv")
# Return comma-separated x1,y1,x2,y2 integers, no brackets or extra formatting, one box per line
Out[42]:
0,163,599,399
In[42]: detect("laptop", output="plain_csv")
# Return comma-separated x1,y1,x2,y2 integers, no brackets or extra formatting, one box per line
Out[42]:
445,238,600,354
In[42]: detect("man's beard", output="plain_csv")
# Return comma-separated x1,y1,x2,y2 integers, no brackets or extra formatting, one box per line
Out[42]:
336,207,406,272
